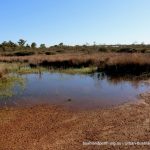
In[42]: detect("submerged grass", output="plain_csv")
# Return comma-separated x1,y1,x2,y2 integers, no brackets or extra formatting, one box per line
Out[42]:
0,62,47,75
0,63,26,99
0,75,25,99
0,52,150,81
0,63,23,76
50,67,97,74
16,66,47,74
0,62,98,75
0,64,8,78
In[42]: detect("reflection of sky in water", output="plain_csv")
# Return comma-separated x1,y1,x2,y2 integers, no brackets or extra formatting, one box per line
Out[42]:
0,72,150,109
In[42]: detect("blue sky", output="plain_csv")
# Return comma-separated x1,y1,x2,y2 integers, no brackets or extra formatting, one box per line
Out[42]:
0,0,150,45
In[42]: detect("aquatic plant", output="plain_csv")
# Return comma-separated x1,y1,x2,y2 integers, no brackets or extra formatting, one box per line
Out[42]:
50,67,97,74
0,75,25,100
0,64,8,78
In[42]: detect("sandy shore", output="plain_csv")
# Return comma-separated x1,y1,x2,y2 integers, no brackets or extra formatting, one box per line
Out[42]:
0,93,150,150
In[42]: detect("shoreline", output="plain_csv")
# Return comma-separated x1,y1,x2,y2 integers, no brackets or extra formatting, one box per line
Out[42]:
0,92,150,150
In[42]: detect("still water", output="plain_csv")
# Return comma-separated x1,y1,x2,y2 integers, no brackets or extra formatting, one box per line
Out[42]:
0,72,150,109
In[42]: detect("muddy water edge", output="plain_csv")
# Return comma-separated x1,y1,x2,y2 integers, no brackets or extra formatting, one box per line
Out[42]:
0,62,150,150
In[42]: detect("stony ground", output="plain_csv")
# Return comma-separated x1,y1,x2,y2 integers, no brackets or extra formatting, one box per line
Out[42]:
0,93,150,150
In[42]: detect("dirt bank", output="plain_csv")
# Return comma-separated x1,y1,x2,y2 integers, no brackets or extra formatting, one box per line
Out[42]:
0,93,150,150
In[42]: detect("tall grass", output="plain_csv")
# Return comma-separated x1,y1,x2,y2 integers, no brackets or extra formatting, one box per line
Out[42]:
0,53,150,68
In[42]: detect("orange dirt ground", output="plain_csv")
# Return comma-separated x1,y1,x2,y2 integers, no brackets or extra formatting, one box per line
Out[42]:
0,93,150,150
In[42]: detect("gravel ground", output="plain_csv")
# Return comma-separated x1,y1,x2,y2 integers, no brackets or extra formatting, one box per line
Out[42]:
0,93,150,150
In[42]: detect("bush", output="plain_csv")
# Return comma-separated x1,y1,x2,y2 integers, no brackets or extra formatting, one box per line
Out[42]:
14,51,35,56
45,52,55,55
98,47,108,52
118,47,133,53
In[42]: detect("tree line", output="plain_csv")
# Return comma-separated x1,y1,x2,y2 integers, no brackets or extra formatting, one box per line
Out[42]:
0,39,150,56
0,39,43,51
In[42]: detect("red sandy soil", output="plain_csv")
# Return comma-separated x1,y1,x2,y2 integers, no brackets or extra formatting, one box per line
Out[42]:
0,93,150,150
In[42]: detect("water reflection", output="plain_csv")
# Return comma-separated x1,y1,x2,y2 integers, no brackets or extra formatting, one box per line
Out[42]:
0,72,150,109
90,72,150,89
0,75,25,106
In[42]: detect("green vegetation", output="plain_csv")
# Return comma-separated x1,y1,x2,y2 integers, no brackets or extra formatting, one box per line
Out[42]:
0,62,97,100
0,39,150,87
0,59,150,101
0,62,98,75
0,63,48,75
0,39,150,75
16,67,46,74
0,39,150,56
0,65,8,78
50,67,97,74
0,52,150,76
0,75,25,99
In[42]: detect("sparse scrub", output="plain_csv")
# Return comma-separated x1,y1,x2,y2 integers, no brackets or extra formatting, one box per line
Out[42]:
13,51,35,56
1,40,150,56
98,47,108,52
0,51,150,76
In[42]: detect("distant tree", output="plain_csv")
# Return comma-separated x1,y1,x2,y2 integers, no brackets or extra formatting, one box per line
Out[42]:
40,44,46,49
54,45,58,47
0,41,6,51
83,44,87,47
1,41,7,46
93,41,96,46
59,43,63,47
1,41,17,51
85,42,89,46
18,39,26,47
25,44,30,48
141,42,145,45
8,41,16,47
31,42,37,49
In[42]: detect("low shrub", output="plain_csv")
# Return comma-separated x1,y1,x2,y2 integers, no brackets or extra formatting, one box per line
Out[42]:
14,51,35,56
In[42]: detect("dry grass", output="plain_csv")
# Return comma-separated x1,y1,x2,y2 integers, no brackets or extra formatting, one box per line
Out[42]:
0,53,150,68
106,53,150,65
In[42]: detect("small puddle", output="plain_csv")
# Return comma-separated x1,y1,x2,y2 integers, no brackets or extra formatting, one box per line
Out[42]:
0,72,150,110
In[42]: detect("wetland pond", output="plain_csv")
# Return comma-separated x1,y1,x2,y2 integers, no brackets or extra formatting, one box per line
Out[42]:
0,71,150,110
